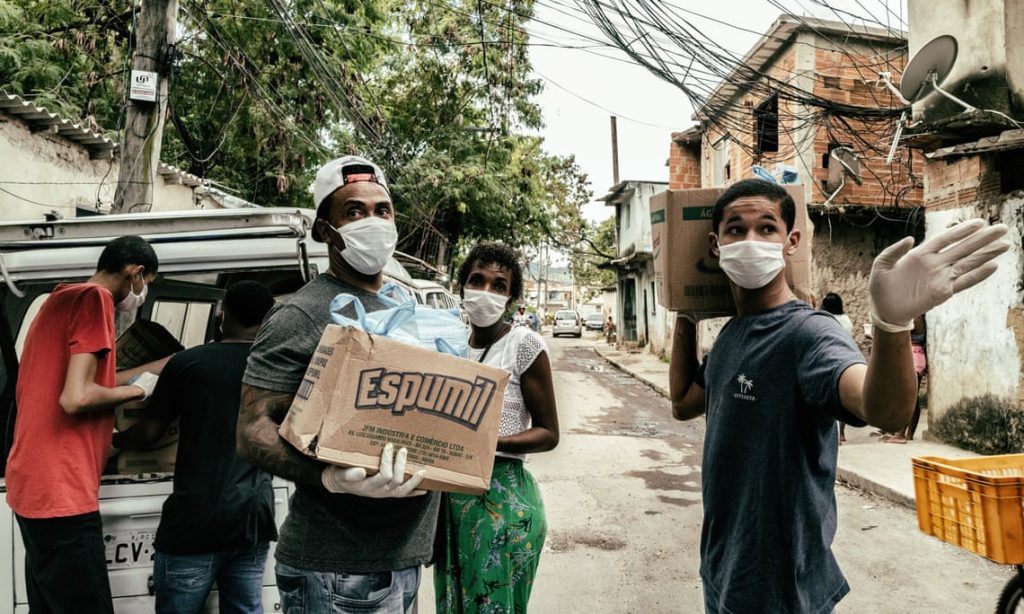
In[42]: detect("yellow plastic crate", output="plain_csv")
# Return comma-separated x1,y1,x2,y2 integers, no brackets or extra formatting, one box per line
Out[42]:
913,454,1024,564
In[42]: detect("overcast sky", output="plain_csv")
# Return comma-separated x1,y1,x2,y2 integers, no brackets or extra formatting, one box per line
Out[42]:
527,1,910,224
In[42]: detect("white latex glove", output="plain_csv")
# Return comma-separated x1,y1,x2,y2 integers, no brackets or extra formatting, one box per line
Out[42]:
129,372,159,400
868,219,1010,332
321,443,427,498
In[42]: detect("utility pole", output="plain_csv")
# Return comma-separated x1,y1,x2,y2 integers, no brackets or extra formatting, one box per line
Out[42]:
610,115,620,185
114,0,178,213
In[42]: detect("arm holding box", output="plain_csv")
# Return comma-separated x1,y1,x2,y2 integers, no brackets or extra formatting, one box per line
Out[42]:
237,383,327,488
498,350,559,454
669,314,706,421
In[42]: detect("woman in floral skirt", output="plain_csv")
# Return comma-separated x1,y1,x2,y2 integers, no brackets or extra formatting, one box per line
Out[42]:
435,243,560,613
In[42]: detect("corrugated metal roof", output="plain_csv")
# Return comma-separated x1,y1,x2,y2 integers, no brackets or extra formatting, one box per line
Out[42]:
0,90,203,188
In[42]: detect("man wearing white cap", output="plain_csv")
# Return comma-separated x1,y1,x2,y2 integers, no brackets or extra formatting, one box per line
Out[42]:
238,155,437,613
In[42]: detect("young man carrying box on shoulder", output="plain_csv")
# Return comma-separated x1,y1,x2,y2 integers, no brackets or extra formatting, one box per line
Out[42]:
668,179,1010,614
237,155,435,614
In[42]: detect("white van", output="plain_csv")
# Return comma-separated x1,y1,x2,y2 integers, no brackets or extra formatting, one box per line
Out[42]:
0,208,416,613
408,278,459,310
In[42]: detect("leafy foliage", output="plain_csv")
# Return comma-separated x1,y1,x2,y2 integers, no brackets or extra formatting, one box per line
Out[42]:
931,394,1024,455
570,216,616,300
0,0,590,262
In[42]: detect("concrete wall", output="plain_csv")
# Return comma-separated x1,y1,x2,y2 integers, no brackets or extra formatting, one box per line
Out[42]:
908,0,1019,121
809,215,913,352
0,111,199,220
0,113,117,219
924,201,1023,418
613,181,671,355
617,182,667,257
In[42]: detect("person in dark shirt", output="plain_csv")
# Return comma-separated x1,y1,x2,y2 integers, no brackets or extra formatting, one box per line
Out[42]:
114,280,278,614
668,178,1009,613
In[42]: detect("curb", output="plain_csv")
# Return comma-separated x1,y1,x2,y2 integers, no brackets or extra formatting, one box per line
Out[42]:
592,347,670,399
835,468,915,509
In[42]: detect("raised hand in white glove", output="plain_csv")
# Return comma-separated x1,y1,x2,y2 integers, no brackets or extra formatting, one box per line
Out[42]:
321,442,427,498
128,372,159,400
868,219,1010,332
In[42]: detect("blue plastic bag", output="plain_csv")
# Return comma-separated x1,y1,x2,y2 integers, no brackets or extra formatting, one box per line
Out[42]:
329,283,469,358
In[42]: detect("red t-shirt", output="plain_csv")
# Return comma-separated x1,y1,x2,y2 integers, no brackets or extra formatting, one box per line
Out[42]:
6,283,117,518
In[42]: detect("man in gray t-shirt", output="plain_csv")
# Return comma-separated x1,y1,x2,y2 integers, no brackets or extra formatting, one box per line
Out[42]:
669,179,1009,613
239,155,437,613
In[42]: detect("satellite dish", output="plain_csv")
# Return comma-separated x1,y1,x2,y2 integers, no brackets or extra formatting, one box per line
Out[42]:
900,35,958,102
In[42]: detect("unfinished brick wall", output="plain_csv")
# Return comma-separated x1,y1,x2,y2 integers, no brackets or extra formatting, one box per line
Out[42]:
923,154,1005,210
668,138,701,190
694,32,921,210
812,47,923,209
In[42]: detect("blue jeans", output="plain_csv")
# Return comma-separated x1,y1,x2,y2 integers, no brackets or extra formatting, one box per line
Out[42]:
154,542,269,614
275,562,420,614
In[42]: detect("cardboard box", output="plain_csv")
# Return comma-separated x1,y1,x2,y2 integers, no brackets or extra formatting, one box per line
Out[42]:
650,184,811,315
115,400,179,474
280,325,510,495
113,319,183,475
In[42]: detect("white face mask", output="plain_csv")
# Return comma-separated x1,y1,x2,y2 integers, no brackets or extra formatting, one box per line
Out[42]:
329,216,398,275
717,239,787,290
116,276,148,312
462,289,509,327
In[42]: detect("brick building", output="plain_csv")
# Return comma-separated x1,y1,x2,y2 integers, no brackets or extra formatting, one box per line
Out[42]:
668,15,923,350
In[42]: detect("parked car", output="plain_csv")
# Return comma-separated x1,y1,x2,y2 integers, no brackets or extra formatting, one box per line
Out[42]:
584,313,605,331
0,208,417,614
409,278,458,310
552,310,582,338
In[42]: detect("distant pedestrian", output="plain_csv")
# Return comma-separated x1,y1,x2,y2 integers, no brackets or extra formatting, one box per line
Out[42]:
885,314,928,443
436,242,559,613
820,292,854,336
513,304,530,327
820,292,855,443
605,316,617,344
114,281,278,614
668,178,1008,613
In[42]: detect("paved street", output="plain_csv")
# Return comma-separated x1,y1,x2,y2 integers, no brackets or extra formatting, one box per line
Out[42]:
421,332,1012,613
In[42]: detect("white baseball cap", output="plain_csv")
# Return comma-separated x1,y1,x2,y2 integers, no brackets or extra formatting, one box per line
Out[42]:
311,155,389,241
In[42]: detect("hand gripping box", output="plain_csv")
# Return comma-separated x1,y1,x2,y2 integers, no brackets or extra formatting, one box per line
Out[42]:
279,324,510,495
114,319,183,474
649,184,811,316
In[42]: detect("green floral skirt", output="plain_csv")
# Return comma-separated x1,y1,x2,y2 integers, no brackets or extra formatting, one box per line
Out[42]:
434,459,547,614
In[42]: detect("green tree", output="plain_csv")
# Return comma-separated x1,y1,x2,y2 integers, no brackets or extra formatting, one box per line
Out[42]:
0,0,590,262
569,216,615,302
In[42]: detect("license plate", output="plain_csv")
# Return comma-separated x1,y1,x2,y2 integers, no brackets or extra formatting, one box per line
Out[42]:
104,529,156,570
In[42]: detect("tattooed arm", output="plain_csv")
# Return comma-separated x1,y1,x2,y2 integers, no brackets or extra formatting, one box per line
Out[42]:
237,383,325,487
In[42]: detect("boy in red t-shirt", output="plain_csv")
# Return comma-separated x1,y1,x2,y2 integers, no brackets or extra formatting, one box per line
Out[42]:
5,235,167,613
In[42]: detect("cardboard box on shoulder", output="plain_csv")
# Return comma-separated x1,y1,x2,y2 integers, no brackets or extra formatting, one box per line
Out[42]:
649,184,810,315
114,319,183,475
279,324,510,495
